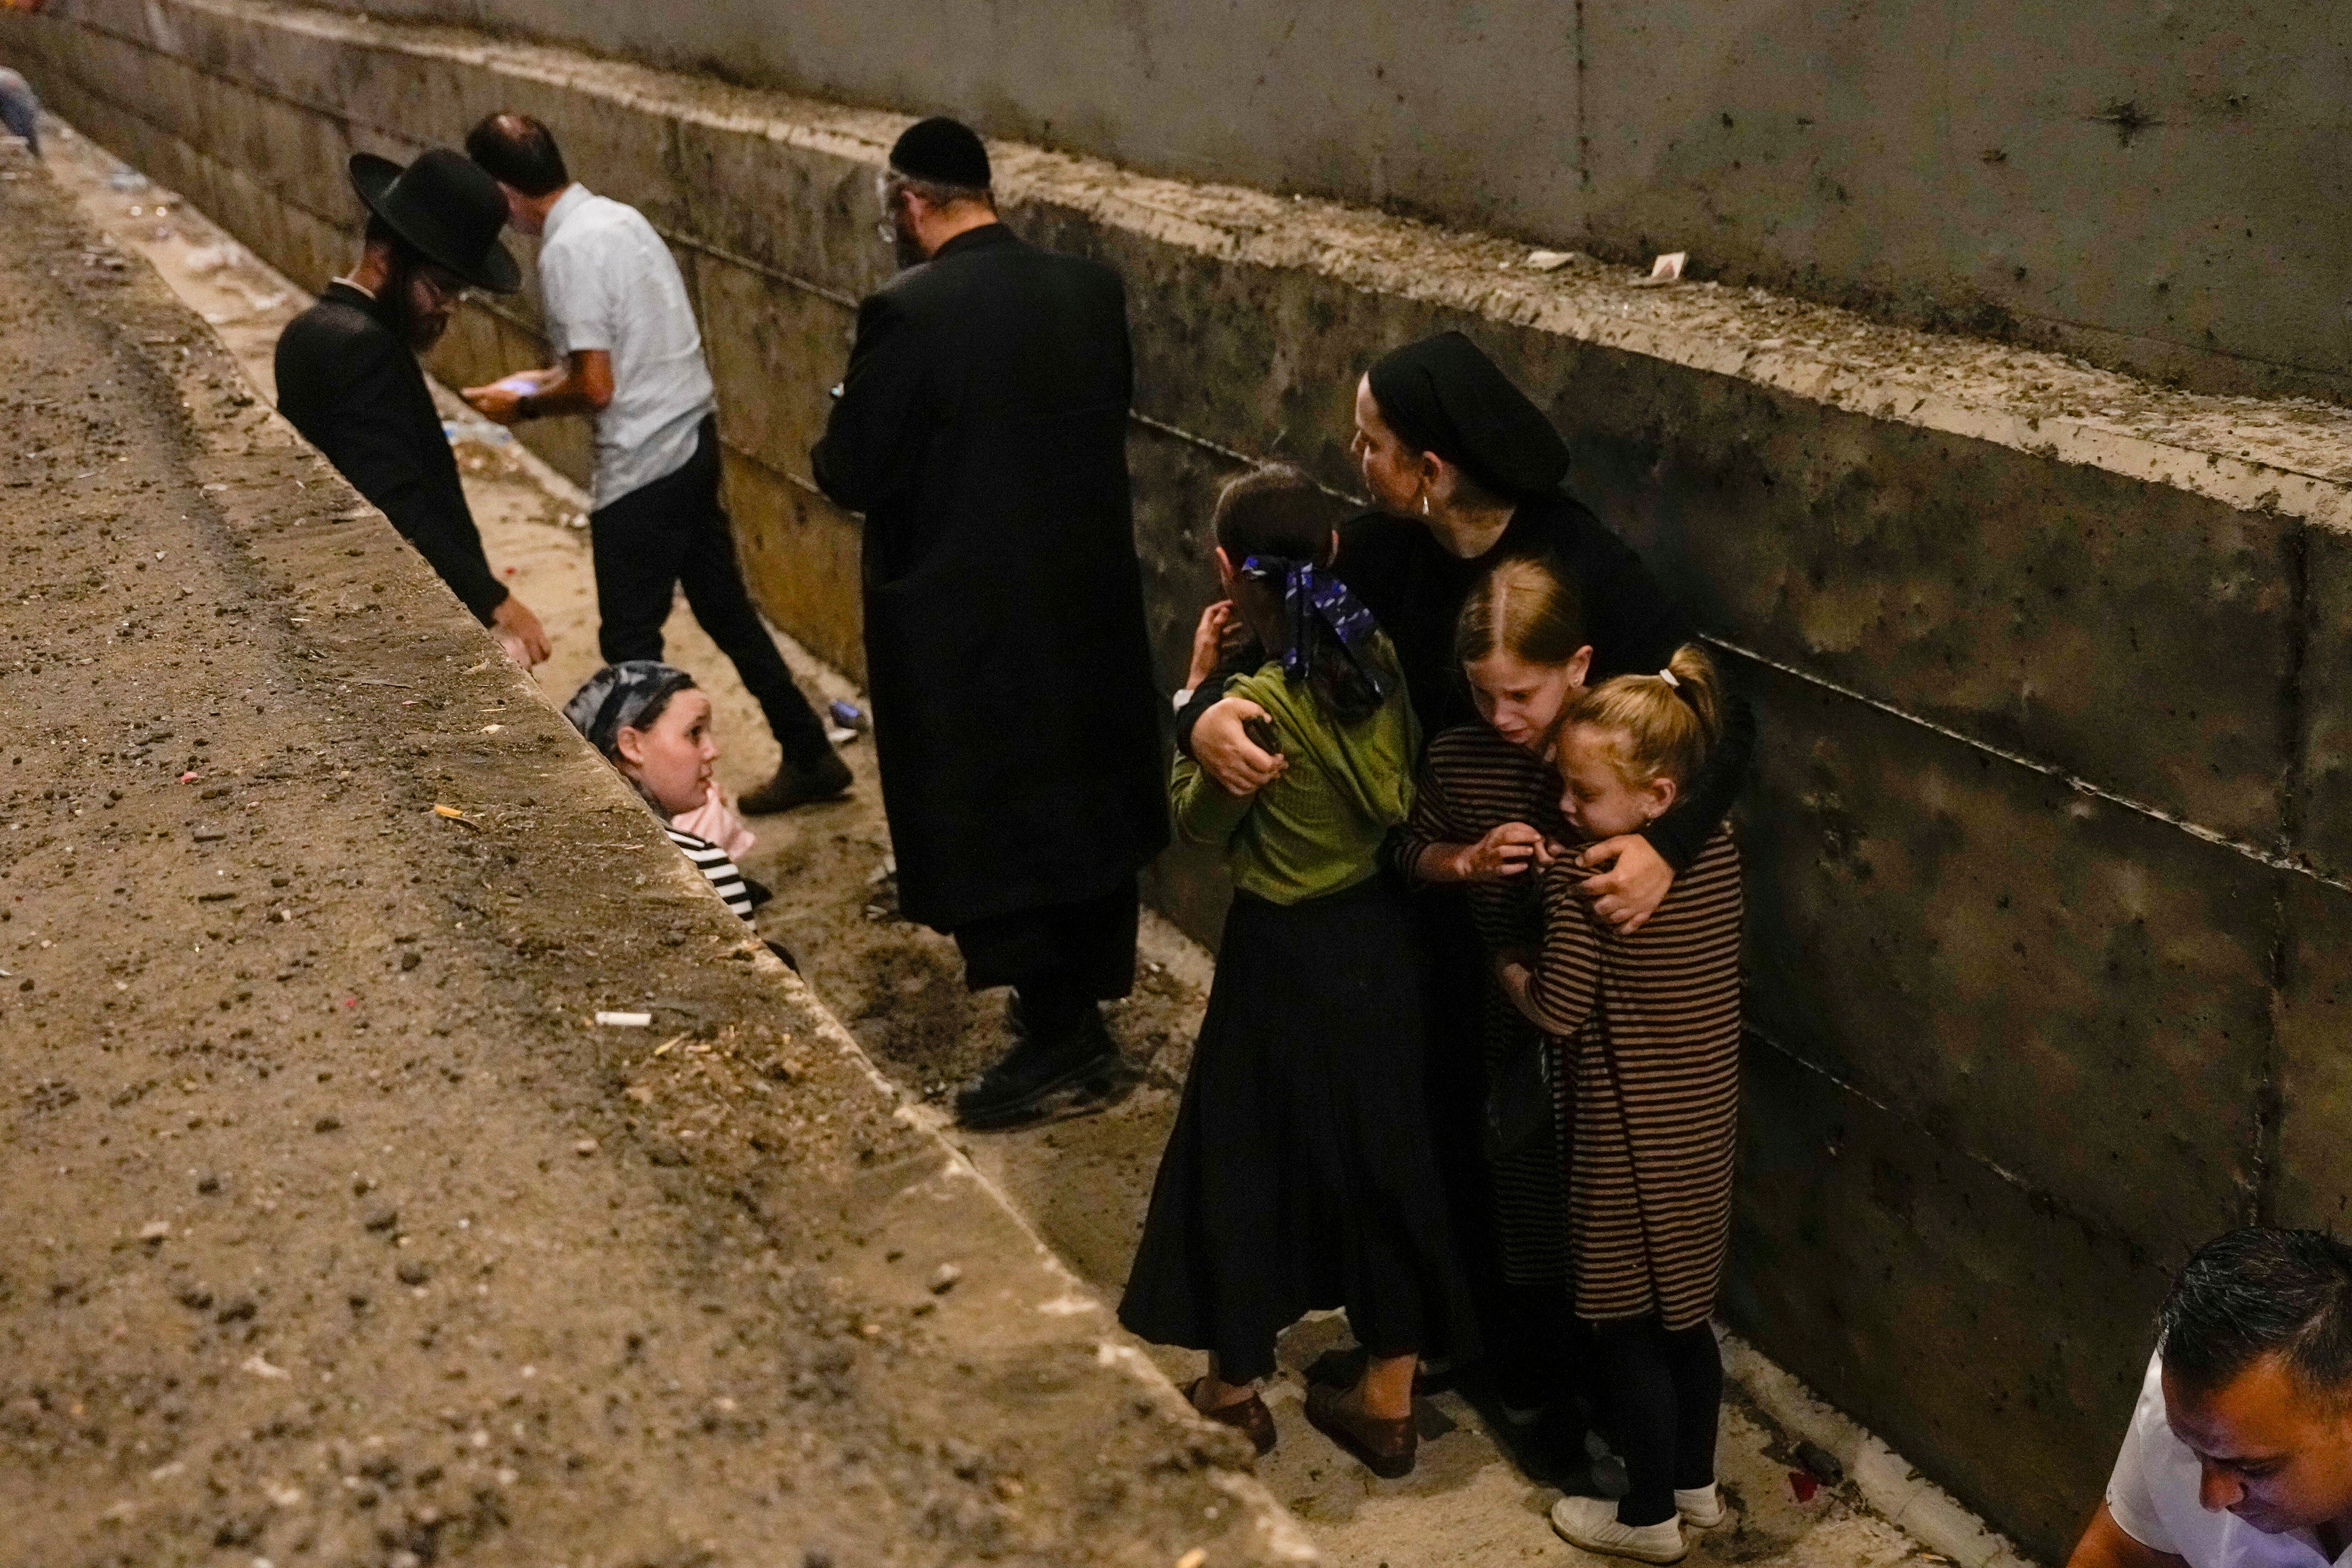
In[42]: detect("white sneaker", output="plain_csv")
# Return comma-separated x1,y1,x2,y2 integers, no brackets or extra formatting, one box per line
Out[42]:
1550,1495,1689,1564
1675,1483,1728,1529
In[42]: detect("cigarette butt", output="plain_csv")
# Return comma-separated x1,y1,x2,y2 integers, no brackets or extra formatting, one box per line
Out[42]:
594,1011,652,1028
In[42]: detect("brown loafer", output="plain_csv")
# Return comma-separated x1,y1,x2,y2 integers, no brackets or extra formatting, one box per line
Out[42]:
1185,1379,1276,1456
1305,1382,1417,1478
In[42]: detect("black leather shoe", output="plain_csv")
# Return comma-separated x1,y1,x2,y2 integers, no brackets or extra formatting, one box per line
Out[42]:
740,748,852,815
955,1009,1120,1128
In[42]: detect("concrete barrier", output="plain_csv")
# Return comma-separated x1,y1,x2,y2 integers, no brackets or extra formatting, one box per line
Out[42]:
11,2,2352,1556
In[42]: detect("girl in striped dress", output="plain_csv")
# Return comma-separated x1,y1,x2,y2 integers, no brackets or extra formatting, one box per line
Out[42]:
1396,556,1591,1422
1498,644,1744,1565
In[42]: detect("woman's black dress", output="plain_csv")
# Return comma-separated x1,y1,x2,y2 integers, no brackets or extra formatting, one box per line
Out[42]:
1118,875,1478,1383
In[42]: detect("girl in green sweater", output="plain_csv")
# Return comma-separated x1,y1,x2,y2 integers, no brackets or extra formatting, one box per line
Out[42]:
1120,465,1476,1479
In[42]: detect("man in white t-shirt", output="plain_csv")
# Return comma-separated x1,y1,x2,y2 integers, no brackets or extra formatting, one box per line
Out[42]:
2069,1229,2352,1568
459,113,850,816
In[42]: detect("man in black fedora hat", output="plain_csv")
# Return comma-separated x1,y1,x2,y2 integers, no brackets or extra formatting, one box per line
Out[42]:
813,116,1168,1127
274,148,551,664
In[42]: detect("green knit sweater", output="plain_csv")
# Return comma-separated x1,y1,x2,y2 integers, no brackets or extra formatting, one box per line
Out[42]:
1170,639,1421,905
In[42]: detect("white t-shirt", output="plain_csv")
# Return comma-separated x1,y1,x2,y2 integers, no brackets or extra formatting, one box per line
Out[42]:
537,184,717,511
2107,1352,2352,1568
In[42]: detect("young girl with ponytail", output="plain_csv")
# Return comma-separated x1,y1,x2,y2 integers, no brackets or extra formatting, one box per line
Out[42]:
1498,644,1745,1565
1120,464,1474,1479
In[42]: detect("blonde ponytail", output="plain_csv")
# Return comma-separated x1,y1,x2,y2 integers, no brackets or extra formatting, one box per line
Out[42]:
1563,642,1723,789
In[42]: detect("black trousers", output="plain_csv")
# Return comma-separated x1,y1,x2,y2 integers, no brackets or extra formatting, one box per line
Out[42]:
1593,1316,1722,1526
953,876,1140,1014
589,416,831,769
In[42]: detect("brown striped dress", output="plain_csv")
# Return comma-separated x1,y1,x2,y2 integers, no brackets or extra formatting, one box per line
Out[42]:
1399,723,1579,1284
1522,827,1742,1328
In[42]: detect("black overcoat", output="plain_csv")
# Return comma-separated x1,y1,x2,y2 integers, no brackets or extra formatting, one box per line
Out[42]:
812,224,1169,932
274,282,507,624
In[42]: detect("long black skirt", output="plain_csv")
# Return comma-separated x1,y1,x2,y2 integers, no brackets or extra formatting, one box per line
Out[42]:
1118,874,1478,1383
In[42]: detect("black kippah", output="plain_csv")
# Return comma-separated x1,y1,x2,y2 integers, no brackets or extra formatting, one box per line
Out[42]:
889,116,991,189
1366,331,1570,499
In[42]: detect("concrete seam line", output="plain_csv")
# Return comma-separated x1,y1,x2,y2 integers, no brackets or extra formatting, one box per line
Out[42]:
1745,1025,2052,1207
1705,633,2345,893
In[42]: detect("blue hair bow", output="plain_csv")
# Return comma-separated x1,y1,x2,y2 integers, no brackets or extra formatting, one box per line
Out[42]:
1237,557,1392,703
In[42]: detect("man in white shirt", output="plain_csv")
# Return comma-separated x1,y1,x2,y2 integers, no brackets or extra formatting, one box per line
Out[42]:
459,113,850,815
2069,1229,2352,1568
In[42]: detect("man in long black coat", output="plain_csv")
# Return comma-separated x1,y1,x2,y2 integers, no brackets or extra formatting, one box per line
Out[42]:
813,118,1168,1128
276,149,550,664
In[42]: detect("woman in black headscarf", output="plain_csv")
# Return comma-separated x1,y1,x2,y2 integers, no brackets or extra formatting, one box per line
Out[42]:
1174,331,1754,1449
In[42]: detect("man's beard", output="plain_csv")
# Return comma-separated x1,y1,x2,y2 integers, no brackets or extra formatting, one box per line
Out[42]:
892,217,927,271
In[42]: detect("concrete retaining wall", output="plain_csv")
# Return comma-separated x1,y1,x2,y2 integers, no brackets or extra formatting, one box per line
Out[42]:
12,2,2352,1558
239,0,2352,404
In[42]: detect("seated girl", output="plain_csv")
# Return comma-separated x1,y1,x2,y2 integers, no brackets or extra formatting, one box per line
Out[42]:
1497,645,1744,1564
563,661,778,941
1119,463,1475,1480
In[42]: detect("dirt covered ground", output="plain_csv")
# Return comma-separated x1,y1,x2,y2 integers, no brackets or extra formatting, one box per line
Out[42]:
0,135,1311,1568
9,119,2005,1568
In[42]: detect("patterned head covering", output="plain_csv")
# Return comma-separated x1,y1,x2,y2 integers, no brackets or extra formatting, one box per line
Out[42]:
563,661,698,757
1237,557,1393,706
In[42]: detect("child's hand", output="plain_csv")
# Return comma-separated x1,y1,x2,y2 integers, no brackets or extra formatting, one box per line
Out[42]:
1187,600,1236,690
1449,822,1557,882
1494,951,1537,1013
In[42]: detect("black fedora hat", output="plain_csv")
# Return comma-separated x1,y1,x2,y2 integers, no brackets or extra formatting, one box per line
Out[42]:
349,148,520,295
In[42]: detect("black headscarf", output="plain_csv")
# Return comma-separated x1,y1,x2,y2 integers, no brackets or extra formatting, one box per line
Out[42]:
1365,331,1570,499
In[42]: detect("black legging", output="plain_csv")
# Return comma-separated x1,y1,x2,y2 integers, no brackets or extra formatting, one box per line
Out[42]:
1592,1316,1723,1527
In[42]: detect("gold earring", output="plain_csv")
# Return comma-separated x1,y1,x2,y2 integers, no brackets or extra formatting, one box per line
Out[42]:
1419,491,1430,516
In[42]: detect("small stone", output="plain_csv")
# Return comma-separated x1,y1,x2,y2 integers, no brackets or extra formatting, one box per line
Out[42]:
573,1139,598,1157
176,1286,214,1311
395,1260,430,1286
313,1117,340,1134
196,1175,220,1195
361,1205,398,1233
398,950,421,972
137,1220,171,1242
928,1263,963,1296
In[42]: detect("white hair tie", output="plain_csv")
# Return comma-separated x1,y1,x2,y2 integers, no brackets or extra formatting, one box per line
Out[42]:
1658,667,1680,688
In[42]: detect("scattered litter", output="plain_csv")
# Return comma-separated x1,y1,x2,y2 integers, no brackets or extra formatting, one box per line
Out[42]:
241,1353,291,1381
1793,1439,1845,1484
651,1033,686,1057
479,723,504,734
106,168,148,192
1633,251,1688,287
178,771,199,783
828,699,866,730
1525,249,1583,272
1789,1468,1820,1504
595,1011,652,1028
441,417,514,448
431,804,482,829
180,241,243,276
826,726,857,745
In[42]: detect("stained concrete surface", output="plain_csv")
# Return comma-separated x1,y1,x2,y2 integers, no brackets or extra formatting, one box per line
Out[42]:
15,8,2352,1555
0,136,1306,1568
23,117,2030,1568
285,0,2352,403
